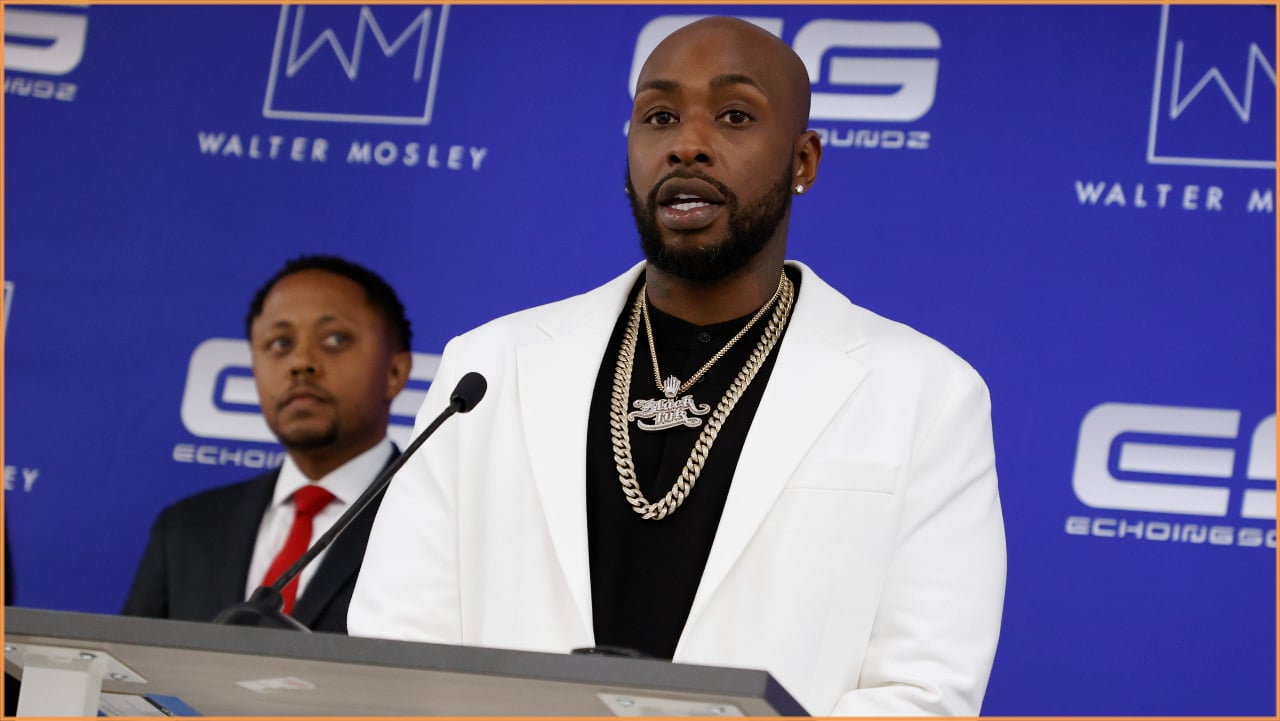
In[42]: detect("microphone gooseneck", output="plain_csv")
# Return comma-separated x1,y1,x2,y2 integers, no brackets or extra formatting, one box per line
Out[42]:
213,371,489,630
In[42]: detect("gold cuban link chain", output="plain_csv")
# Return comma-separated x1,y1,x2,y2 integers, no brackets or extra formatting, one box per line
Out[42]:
609,273,795,520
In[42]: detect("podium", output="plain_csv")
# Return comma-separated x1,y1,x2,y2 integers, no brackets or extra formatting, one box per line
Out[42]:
3,607,805,716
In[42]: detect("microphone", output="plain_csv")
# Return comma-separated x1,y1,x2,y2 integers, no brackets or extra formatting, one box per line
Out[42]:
214,372,488,631
448,371,487,413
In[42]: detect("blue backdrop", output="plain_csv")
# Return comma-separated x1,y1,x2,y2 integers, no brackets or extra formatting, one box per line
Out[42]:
4,4,1275,715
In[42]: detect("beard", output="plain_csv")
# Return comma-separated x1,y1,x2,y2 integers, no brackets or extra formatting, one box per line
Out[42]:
269,412,340,451
627,163,793,283
277,426,340,451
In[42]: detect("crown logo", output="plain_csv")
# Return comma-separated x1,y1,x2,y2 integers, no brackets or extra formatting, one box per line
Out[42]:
661,376,681,399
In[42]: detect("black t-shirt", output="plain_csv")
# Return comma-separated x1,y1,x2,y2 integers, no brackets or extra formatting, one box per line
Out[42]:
585,267,799,659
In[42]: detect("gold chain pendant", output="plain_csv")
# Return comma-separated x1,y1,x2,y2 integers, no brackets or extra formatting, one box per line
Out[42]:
609,273,795,520
626,274,787,434
626,375,712,431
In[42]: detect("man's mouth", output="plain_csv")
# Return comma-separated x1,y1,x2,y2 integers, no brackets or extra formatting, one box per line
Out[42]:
655,178,726,232
655,176,726,206
659,193,723,231
667,193,713,212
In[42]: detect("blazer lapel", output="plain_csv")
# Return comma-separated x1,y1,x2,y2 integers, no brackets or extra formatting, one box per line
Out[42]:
684,263,870,626
219,472,276,613
516,265,643,632
292,448,399,627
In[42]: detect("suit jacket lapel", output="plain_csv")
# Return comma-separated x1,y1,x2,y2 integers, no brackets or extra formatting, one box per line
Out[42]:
685,263,870,626
292,448,399,627
219,472,276,613
516,265,644,633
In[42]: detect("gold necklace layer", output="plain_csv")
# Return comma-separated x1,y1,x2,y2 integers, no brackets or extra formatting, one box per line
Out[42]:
626,274,788,433
610,273,795,520
643,274,787,398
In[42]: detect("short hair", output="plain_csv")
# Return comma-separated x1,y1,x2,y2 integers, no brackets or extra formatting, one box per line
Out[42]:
245,255,412,352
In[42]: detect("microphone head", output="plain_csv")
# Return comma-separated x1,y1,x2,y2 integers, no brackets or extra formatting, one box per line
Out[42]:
449,372,488,413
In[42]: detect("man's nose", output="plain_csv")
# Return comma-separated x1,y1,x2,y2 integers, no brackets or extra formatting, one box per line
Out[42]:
667,118,714,167
289,363,317,378
288,342,319,378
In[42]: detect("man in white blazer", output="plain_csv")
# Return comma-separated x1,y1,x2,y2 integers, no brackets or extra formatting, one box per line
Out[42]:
349,17,1005,716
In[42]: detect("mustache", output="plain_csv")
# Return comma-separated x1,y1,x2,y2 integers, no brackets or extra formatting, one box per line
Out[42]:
278,382,335,409
645,169,736,209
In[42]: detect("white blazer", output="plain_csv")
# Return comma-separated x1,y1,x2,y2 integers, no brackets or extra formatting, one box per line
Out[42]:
349,261,1006,716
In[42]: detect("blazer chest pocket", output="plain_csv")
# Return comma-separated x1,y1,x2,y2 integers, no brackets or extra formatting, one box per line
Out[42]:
785,459,899,494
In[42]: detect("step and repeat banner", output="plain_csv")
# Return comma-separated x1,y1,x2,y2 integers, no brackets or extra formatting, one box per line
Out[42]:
3,4,1275,715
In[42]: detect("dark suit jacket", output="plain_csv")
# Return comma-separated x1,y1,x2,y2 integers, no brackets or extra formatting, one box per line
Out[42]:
122,449,394,633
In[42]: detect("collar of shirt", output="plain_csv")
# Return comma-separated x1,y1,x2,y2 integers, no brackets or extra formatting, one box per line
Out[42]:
246,438,394,604
271,437,394,509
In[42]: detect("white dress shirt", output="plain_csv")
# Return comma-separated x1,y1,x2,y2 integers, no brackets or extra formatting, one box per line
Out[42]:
245,438,393,600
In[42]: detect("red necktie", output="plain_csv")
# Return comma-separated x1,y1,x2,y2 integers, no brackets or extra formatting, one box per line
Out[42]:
262,485,335,615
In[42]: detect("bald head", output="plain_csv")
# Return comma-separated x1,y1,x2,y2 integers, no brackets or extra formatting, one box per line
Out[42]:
639,17,813,138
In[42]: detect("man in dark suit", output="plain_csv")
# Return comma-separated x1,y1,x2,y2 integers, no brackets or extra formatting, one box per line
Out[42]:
124,255,413,632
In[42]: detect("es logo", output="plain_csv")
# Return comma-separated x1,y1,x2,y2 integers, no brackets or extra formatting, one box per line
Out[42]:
3,7,88,76
263,5,450,125
1073,402,1275,519
179,338,439,448
630,15,939,123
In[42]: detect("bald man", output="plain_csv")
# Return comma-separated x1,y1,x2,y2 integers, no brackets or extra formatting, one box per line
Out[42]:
350,17,1005,716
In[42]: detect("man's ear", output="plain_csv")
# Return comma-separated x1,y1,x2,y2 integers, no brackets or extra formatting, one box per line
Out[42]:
793,130,822,192
385,350,412,401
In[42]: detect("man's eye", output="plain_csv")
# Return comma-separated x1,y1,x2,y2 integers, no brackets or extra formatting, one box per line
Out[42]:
323,332,352,348
721,109,752,125
646,110,678,126
266,337,292,353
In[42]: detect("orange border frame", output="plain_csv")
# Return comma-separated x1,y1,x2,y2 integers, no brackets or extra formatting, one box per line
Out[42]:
0,1,1275,720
